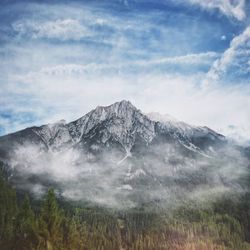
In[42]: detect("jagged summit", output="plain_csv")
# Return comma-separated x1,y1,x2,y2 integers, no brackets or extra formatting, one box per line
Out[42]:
104,99,135,110
72,100,138,128
68,100,155,151
81,100,138,122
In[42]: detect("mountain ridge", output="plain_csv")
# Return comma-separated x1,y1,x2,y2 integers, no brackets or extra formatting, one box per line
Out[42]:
0,100,225,157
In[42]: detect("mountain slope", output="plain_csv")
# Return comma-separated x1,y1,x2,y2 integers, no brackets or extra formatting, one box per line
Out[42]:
0,100,246,209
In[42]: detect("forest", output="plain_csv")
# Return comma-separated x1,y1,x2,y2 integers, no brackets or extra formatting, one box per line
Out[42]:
1,173,250,250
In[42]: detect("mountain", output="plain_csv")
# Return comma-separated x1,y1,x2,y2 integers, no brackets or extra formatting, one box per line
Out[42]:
0,100,225,157
0,100,247,208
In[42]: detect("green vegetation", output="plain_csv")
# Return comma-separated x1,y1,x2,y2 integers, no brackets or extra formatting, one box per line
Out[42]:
0,175,250,250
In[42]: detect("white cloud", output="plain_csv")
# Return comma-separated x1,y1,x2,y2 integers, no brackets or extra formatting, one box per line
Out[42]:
40,64,105,75
10,6,153,46
187,0,246,21
204,26,250,83
12,19,89,40
135,52,219,66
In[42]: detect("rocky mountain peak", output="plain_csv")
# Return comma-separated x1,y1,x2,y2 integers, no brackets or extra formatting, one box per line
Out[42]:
90,100,138,120
71,100,156,151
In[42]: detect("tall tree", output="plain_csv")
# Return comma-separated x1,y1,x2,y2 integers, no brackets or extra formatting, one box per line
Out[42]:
0,174,17,250
39,188,64,249
14,195,38,250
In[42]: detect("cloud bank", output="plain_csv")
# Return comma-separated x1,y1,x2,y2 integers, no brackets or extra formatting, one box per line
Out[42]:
9,135,248,209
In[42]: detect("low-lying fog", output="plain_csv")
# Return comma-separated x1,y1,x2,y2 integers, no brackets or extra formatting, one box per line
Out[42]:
9,141,249,210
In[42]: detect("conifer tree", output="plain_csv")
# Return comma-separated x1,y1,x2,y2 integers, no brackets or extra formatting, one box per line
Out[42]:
0,174,17,249
39,188,64,249
14,195,38,250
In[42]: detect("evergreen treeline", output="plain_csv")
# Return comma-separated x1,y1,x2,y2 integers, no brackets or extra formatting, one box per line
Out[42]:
1,175,250,250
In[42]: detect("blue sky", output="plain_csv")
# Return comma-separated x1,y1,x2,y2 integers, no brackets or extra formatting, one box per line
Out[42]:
0,0,250,142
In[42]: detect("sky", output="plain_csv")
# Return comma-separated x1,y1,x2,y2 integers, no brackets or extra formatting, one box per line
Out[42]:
0,0,250,143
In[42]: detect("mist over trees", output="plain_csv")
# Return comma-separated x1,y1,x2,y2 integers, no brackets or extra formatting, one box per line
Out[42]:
1,174,250,250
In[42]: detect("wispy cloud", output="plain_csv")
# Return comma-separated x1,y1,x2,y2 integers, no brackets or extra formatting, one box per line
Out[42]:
186,0,246,21
20,51,219,77
135,52,220,67
12,19,89,41
205,26,250,84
